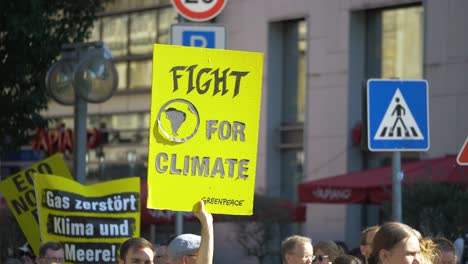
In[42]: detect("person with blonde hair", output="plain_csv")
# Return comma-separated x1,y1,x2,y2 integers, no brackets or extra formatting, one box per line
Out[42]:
281,235,314,264
368,222,421,264
313,240,344,263
360,226,380,264
419,237,437,264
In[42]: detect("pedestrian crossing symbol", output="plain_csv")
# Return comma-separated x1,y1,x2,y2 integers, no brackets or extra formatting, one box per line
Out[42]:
374,89,423,140
367,79,429,151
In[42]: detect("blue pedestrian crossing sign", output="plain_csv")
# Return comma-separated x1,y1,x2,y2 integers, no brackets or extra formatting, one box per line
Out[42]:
367,79,429,151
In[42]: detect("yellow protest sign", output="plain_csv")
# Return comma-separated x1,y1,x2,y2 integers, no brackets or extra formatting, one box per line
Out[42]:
0,153,72,255
147,44,263,215
35,175,140,264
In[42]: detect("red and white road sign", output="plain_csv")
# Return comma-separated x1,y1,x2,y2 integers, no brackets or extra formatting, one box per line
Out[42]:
457,136,468,165
171,0,227,22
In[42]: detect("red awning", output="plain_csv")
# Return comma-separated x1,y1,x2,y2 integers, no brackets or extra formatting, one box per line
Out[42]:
298,155,468,204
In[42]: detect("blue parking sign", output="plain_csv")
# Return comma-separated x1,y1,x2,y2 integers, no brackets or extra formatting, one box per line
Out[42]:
171,24,225,49
182,31,215,48
367,79,429,151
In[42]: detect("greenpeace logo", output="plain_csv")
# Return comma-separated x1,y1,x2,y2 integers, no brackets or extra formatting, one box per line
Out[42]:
202,197,244,206
312,188,351,200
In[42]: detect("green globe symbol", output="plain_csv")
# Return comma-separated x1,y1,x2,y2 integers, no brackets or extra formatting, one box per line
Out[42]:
157,99,200,143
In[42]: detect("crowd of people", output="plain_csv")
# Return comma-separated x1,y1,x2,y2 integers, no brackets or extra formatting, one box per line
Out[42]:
3,202,466,264
281,222,461,264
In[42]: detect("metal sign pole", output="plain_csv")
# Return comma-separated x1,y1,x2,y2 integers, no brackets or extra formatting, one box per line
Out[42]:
392,151,402,222
74,45,87,185
74,95,88,184
174,13,184,236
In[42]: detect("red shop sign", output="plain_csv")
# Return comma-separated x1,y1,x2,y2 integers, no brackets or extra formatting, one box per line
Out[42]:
32,128,100,155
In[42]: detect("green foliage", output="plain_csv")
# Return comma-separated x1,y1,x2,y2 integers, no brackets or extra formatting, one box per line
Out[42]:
385,182,468,240
0,0,109,156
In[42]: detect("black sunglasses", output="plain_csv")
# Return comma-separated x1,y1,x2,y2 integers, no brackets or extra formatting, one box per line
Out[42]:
313,255,329,262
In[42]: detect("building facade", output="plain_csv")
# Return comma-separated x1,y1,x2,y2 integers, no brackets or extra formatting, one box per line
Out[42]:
42,0,468,263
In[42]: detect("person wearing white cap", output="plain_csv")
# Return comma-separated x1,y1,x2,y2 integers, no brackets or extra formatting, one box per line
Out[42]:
167,234,201,263
167,200,213,264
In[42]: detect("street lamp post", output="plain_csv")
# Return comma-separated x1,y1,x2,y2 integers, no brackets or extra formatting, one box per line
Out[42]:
46,41,118,184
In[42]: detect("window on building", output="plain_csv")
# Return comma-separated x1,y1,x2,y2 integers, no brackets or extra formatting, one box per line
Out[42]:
88,2,177,91
157,8,177,43
366,5,423,79
115,62,128,90
102,15,129,57
381,7,423,79
267,19,307,205
89,20,101,42
130,11,157,54
297,21,307,122
129,60,153,89
105,0,170,13
280,19,307,190
365,5,424,163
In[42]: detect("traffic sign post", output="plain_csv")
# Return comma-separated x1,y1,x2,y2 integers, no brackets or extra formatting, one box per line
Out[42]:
171,0,227,22
367,79,429,222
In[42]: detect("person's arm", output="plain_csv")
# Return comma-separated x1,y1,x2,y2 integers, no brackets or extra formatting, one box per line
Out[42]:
194,200,213,264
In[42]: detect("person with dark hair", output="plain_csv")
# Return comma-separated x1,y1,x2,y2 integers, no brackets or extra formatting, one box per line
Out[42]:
334,254,363,264
314,240,344,263
433,237,457,264
335,241,349,254
118,237,155,264
360,226,380,264
281,235,314,264
155,235,177,264
368,222,420,264
154,243,169,264
36,242,64,264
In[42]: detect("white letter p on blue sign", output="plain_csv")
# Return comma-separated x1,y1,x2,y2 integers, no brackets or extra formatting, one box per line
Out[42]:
183,31,214,48
171,24,226,49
